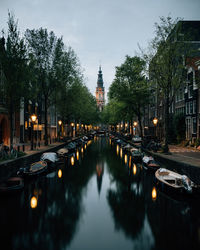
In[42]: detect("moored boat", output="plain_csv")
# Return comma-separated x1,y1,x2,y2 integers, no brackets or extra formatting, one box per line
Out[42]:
17,160,47,177
142,156,160,170
155,168,197,193
130,148,142,162
57,148,69,158
122,143,133,153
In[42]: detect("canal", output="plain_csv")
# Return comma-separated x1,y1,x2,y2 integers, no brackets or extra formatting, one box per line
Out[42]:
1,136,200,250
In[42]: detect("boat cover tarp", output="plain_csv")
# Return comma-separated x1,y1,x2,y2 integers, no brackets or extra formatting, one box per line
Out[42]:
41,152,58,162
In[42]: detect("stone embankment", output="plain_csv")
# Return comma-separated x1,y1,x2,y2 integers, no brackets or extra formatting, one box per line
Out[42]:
0,140,72,181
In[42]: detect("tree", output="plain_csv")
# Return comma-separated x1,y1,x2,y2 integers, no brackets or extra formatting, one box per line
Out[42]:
108,56,150,137
54,46,83,124
0,12,28,148
145,16,188,152
25,28,61,145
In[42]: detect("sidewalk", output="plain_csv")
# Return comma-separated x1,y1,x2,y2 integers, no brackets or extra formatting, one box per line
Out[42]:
151,144,200,168
24,142,65,156
0,141,68,182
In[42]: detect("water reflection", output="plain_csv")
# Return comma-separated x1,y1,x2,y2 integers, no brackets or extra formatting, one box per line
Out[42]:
76,150,79,160
96,162,104,195
58,169,62,178
71,155,75,166
116,144,119,155
1,137,200,250
30,196,38,209
151,186,157,201
124,154,128,165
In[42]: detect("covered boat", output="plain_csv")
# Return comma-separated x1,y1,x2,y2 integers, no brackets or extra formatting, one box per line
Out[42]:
130,148,142,161
122,143,133,152
0,177,24,194
40,152,59,163
66,142,77,152
18,161,47,177
142,156,160,170
57,148,69,157
155,168,196,193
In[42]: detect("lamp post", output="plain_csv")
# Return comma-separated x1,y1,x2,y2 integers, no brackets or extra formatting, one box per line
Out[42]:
58,120,62,141
31,114,37,150
71,122,74,137
153,117,158,139
133,121,137,135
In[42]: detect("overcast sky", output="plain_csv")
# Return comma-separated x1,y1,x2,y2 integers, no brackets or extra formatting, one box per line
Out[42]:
0,0,199,100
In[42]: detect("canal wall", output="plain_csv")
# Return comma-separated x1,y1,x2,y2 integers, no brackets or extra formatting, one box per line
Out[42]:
0,141,74,181
111,132,200,184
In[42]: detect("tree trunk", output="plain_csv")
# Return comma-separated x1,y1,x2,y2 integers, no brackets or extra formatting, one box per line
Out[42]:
138,112,143,138
44,96,48,146
9,102,14,150
163,94,169,153
129,120,132,135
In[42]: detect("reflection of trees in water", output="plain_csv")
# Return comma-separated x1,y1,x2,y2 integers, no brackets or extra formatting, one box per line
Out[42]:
106,145,145,241
0,193,24,250
143,171,200,250
107,187,145,240
0,140,107,250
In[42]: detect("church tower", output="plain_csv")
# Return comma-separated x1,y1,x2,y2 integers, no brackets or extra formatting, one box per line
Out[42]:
96,66,105,111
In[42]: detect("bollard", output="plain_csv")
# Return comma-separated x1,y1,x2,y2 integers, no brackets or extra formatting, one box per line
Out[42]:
17,146,20,152
23,145,25,152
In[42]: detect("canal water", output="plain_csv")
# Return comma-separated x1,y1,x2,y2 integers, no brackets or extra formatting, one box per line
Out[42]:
1,136,200,250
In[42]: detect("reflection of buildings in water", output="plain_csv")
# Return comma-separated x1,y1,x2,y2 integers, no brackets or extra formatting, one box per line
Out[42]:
96,162,104,195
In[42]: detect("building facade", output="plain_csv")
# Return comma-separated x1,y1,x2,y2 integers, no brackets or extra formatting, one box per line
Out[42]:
95,66,105,112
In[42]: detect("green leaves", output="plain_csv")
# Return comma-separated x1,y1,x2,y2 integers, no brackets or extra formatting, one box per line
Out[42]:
108,55,150,123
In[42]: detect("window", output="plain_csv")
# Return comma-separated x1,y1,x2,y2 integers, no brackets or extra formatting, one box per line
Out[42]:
193,100,197,114
192,117,197,134
186,102,189,115
188,85,193,98
190,101,193,114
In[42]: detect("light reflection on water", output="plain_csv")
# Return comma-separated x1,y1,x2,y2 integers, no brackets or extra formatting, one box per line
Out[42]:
0,137,200,250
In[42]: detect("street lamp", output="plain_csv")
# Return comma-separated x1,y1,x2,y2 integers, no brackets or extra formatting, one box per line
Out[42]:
71,122,74,137
58,120,62,141
133,121,137,135
153,117,158,139
31,114,37,150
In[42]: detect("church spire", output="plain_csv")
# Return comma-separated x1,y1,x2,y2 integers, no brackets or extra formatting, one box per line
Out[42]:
95,65,105,112
97,65,104,88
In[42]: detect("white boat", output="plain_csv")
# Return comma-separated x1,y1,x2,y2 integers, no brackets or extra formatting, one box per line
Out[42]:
155,168,196,193
40,152,58,163
57,148,69,157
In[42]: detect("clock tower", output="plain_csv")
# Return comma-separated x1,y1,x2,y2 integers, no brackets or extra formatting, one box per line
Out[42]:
96,66,105,111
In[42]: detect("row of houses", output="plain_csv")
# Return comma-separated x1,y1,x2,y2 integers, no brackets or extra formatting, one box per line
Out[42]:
143,21,200,144
0,86,58,148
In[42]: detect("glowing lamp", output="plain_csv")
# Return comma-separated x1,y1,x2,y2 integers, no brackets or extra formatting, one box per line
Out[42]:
31,114,37,122
133,121,137,127
152,187,157,201
30,196,37,209
58,169,62,178
153,117,158,126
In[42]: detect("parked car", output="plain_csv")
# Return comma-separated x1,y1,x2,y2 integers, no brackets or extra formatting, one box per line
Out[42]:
132,135,142,143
